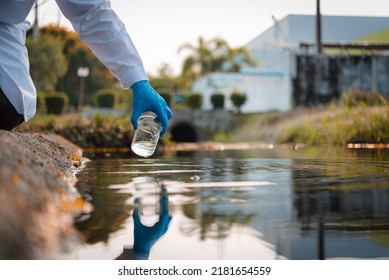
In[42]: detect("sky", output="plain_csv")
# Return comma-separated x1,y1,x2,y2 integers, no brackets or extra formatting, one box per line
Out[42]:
27,0,389,75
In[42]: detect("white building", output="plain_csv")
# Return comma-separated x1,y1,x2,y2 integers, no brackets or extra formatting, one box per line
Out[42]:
191,14,389,113
192,69,290,112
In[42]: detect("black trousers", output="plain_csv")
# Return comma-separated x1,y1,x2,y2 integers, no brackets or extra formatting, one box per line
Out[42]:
0,87,25,130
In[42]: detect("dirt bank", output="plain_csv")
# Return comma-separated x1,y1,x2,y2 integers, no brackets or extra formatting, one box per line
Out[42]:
0,130,88,259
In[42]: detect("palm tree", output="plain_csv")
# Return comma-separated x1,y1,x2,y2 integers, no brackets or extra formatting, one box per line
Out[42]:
178,36,214,77
212,38,257,72
178,36,257,78
224,45,258,72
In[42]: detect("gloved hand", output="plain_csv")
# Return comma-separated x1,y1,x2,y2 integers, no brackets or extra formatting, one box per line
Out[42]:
131,80,173,136
132,187,172,255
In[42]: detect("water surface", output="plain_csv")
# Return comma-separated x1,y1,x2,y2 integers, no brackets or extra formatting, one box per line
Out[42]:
70,146,389,260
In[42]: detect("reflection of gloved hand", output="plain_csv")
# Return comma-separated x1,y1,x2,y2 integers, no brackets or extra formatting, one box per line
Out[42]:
132,189,172,255
131,80,173,136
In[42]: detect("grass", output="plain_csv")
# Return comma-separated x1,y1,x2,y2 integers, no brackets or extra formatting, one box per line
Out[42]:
275,104,389,145
17,113,135,149
213,102,389,146
19,91,389,147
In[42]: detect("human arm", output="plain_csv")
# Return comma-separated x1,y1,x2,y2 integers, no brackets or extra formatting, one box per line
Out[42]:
132,192,172,257
55,0,146,87
55,0,172,134
115,188,172,260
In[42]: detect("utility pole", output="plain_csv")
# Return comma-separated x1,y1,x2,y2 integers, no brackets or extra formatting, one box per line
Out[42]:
316,0,322,54
33,0,39,40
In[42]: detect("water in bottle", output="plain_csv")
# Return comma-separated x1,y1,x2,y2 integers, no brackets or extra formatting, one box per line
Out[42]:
131,112,162,157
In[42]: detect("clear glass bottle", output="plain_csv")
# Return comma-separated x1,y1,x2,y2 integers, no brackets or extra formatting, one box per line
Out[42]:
132,176,161,226
131,112,162,157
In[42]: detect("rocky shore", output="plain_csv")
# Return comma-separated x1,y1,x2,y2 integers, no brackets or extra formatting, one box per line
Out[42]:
0,130,88,259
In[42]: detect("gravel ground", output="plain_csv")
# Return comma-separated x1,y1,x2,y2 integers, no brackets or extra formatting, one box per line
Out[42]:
0,130,88,259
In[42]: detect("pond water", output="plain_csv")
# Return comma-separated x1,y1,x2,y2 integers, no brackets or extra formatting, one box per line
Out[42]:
68,146,389,260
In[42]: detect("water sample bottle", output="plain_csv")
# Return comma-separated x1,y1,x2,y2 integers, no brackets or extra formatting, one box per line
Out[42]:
132,176,161,226
131,112,162,157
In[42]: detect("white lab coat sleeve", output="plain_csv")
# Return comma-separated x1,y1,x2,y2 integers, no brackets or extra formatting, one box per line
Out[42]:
55,0,148,88
0,21,36,121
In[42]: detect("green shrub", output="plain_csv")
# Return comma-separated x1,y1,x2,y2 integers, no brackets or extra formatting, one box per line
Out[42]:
230,90,247,113
93,113,104,127
45,92,68,115
160,92,172,107
210,92,225,109
36,92,47,113
116,89,131,110
185,93,203,109
95,89,117,108
342,88,388,107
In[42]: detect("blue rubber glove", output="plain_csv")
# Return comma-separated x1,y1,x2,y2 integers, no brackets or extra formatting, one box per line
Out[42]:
131,80,173,136
132,188,172,255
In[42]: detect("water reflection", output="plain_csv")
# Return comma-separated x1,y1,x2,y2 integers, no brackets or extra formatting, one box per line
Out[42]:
116,180,172,260
169,181,266,241
291,154,389,259
71,147,389,260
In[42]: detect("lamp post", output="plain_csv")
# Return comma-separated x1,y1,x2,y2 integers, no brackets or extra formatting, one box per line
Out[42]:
316,0,322,54
77,67,89,111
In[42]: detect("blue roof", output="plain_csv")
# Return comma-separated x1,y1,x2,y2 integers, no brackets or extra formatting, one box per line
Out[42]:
247,14,389,48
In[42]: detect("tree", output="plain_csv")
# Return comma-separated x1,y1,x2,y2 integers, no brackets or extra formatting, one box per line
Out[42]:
214,38,258,72
149,63,183,106
185,93,203,109
26,34,67,92
55,31,117,106
149,63,176,94
28,25,117,107
178,36,214,77
230,90,247,113
210,92,225,109
177,36,258,88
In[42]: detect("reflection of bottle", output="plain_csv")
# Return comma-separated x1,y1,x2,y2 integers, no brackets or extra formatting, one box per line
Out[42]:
132,176,160,226
131,112,162,157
